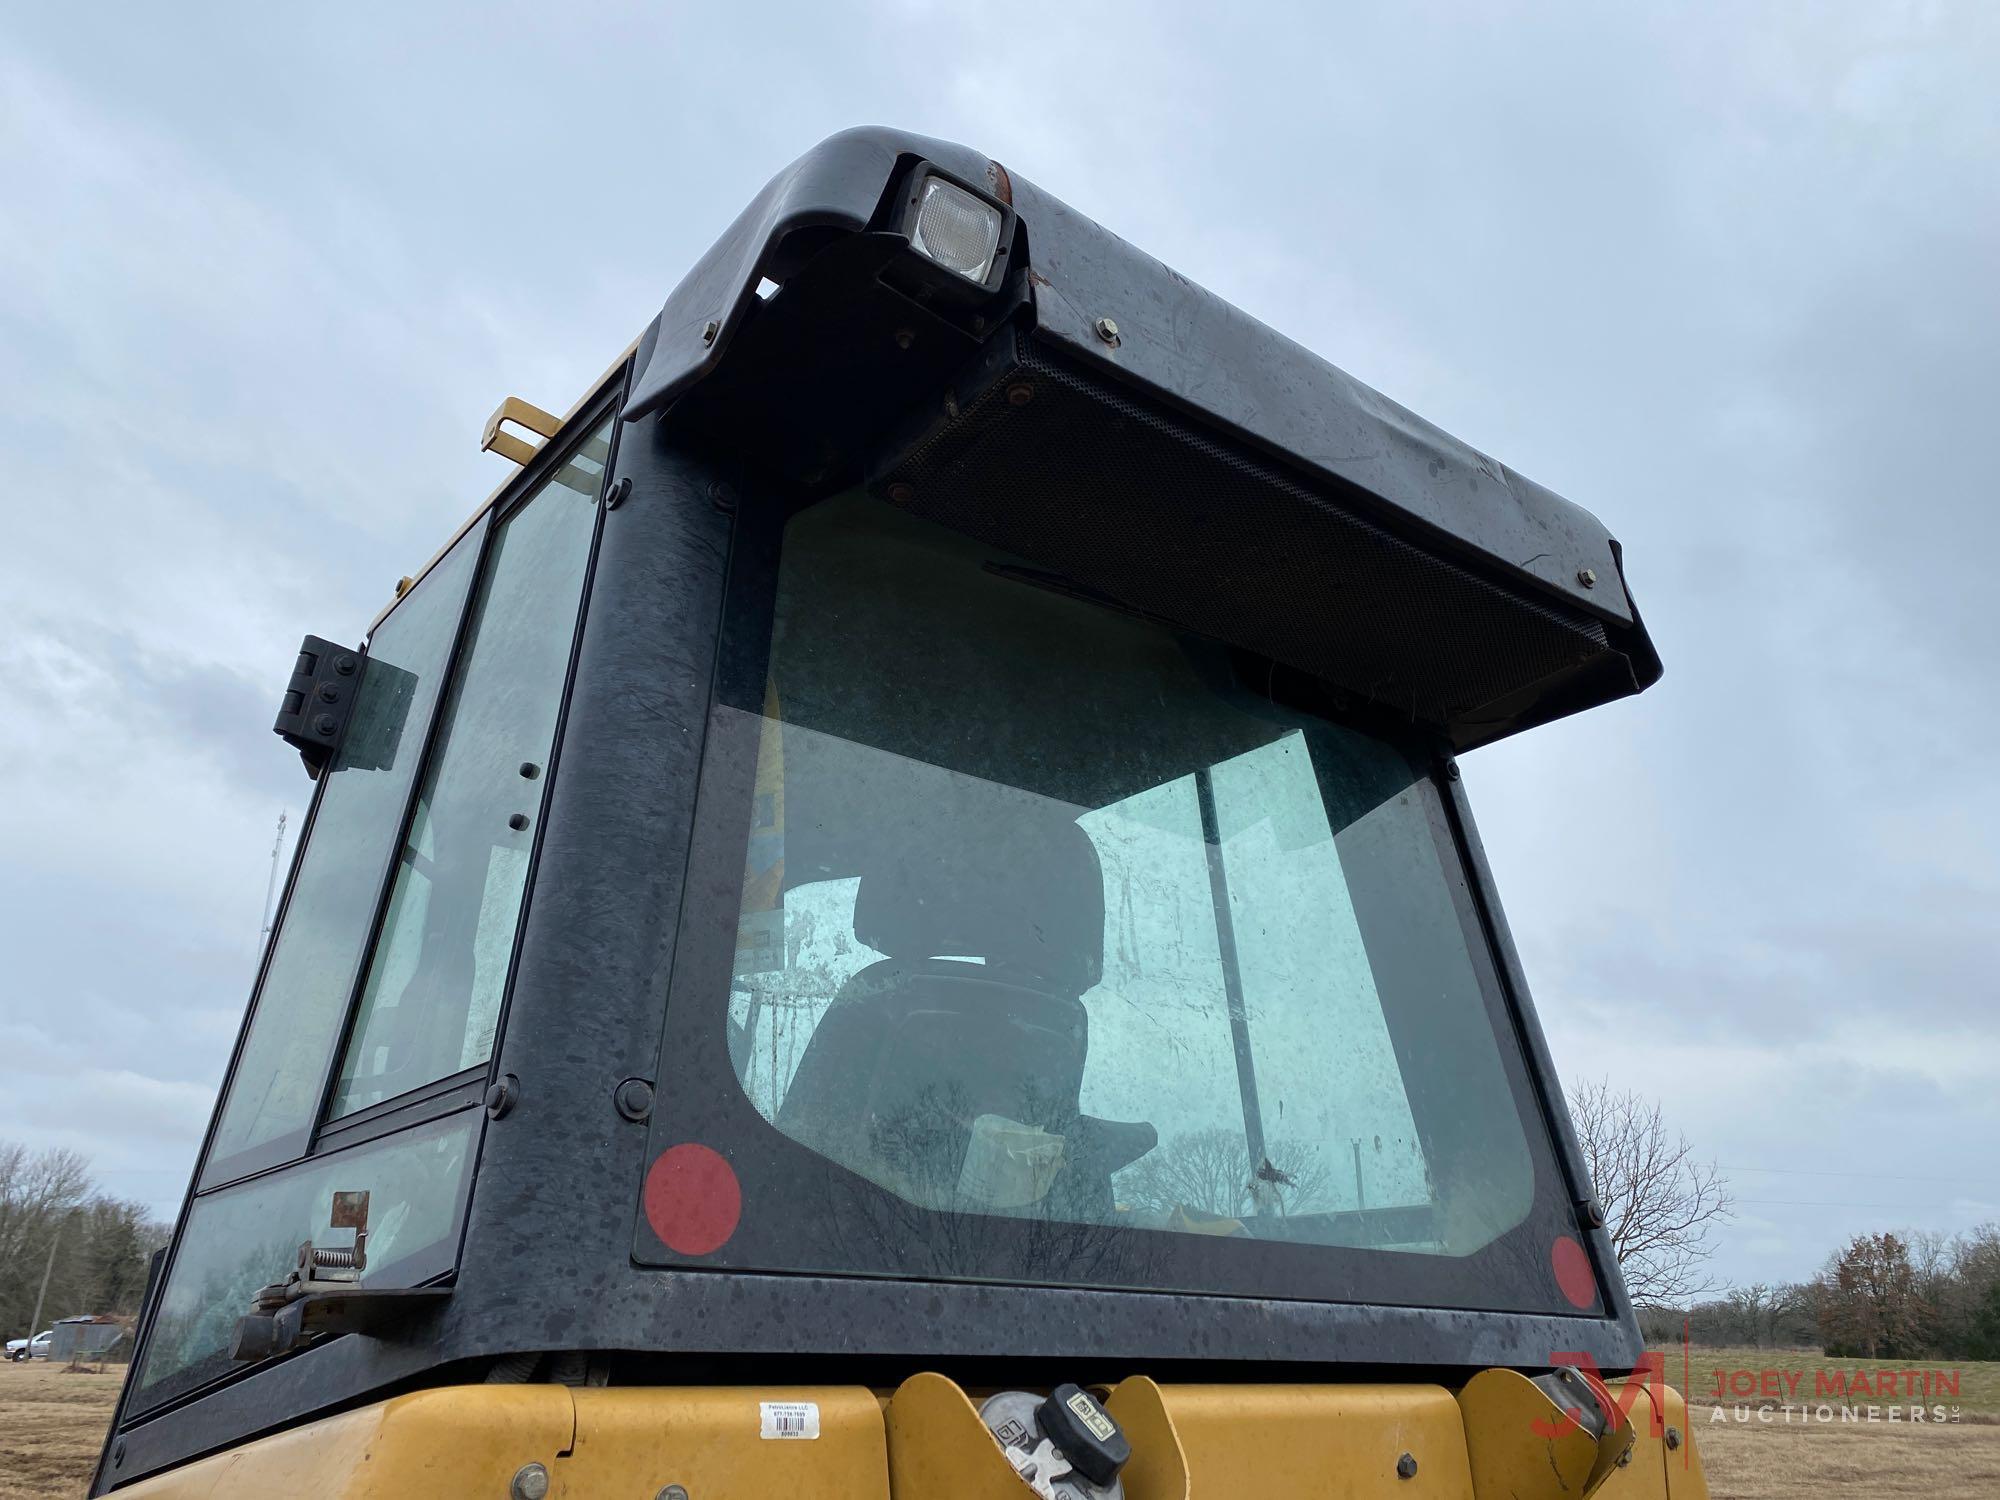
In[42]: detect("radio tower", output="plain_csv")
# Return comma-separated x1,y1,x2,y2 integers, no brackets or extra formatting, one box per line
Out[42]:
259,810,289,945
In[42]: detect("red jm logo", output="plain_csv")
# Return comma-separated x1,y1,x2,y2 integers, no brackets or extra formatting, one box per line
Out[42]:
1529,1352,1668,1439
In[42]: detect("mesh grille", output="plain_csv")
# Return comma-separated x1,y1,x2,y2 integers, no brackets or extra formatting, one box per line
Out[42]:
875,336,1614,730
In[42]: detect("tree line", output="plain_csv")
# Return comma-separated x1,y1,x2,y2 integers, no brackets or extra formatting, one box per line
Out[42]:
1566,1081,2000,1360
1635,1228,2000,1359
0,1140,171,1344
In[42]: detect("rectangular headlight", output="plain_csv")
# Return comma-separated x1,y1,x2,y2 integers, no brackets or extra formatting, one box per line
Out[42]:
908,175,1004,284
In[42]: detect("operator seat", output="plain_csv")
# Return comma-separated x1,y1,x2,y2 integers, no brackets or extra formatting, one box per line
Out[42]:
776,809,1113,1209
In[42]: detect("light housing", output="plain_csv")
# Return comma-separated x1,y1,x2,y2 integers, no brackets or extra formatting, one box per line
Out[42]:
910,176,1003,282
888,163,1014,299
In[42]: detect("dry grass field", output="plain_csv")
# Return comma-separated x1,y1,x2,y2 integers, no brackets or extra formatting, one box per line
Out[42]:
7,1348,2000,1497
0,1363,123,1500
1661,1346,2000,1500
1697,1420,2000,1499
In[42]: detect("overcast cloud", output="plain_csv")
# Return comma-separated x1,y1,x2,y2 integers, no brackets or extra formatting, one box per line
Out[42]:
1,2,1994,1289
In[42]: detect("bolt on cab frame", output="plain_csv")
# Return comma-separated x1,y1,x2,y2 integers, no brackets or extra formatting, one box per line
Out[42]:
98,130,1700,1499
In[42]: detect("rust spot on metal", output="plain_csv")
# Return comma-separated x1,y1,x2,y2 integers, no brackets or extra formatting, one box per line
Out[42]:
986,159,1014,206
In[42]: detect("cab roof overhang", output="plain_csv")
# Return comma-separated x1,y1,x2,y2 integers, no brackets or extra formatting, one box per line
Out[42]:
626,126,1661,752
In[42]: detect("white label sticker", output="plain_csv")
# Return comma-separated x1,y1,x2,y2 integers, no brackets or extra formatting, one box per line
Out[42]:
760,1401,821,1440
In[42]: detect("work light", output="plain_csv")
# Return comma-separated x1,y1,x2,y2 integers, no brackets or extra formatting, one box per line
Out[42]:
908,174,1005,283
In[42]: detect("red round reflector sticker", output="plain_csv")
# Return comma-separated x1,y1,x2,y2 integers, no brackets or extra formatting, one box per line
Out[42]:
1551,1235,1597,1309
643,1143,741,1256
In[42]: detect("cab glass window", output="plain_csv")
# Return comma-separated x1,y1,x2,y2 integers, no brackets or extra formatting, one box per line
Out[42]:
204,531,480,1183
644,493,1588,1316
146,409,613,1415
330,420,607,1116
133,1113,475,1408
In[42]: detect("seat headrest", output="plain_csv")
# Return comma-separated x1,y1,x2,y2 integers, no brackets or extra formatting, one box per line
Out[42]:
852,811,1105,993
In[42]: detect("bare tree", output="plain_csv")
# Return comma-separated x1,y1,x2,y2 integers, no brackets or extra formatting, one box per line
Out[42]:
1717,1281,1814,1347
0,1142,164,1342
0,1143,92,1268
1117,1128,1333,1219
1566,1080,1730,1308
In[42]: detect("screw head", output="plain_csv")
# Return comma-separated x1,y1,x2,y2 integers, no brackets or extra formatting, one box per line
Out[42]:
1006,383,1035,406
657,1487,690,1500
508,813,530,832
1445,759,1461,782
334,654,358,676
614,1077,655,1123
894,328,914,350
511,1462,550,1500
1396,1452,1418,1479
1093,316,1121,345
1577,566,1598,588
886,482,915,504
519,762,540,780
313,713,339,737
1665,1425,1682,1450
485,1074,520,1120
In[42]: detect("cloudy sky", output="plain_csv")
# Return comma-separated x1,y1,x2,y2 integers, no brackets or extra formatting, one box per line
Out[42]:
2,3,1994,1291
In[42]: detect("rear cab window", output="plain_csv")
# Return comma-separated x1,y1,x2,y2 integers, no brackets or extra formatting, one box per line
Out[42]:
641,492,1594,1317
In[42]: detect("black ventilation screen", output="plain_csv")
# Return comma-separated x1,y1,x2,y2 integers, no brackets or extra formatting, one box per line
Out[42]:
871,333,1629,744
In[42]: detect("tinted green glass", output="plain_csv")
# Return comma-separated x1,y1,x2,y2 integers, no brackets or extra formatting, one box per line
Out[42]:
204,533,480,1181
328,420,606,1117
724,494,1537,1260
134,1111,476,1407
